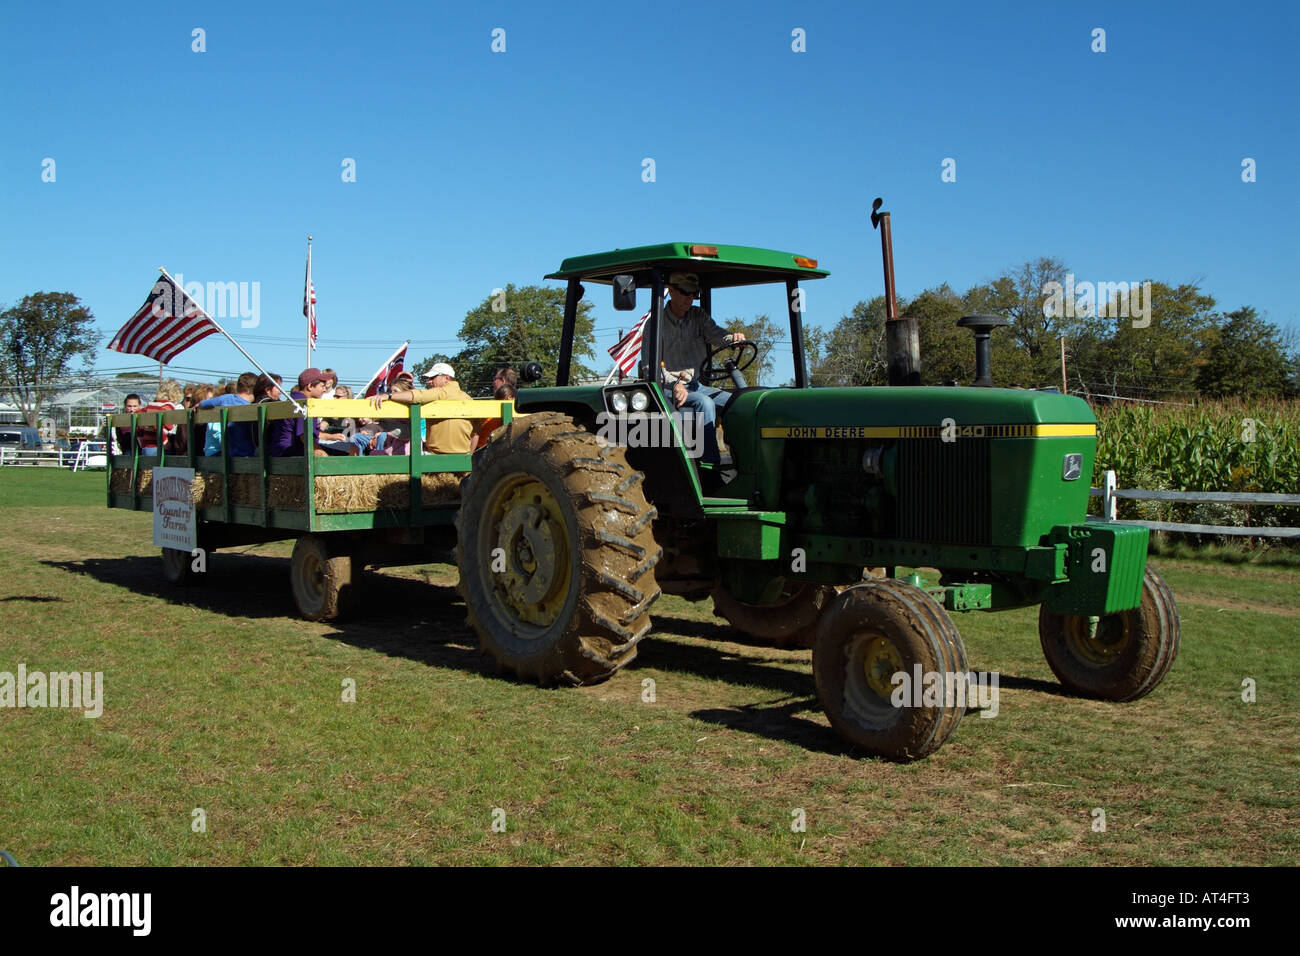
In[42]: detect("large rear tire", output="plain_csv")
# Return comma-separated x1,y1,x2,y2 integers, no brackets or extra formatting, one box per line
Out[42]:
711,582,836,649
456,412,662,686
812,579,968,761
1039,567,1179,701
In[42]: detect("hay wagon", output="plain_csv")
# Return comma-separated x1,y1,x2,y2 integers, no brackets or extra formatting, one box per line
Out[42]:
107,396,514,620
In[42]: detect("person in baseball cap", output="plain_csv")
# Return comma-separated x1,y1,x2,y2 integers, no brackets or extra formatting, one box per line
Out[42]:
667,272,701,296
424,362,456,381
296,367,328,391
371,361,473,454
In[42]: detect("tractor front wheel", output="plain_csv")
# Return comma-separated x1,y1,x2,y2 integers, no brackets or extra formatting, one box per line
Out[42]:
812,579,968,761
1038,567,1179,701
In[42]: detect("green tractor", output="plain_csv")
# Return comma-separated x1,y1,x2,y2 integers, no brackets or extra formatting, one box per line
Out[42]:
456,240,1179,760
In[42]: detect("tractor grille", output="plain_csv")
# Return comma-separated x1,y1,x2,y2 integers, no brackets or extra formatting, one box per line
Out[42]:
896,438,991,545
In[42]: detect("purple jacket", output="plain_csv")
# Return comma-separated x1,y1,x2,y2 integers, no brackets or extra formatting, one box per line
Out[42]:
267,391,319,457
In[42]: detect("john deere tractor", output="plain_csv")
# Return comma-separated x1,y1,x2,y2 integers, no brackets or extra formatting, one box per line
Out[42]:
455,241,1179,760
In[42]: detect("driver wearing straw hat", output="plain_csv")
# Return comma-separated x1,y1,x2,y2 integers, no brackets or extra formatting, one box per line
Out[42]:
659,272,745,465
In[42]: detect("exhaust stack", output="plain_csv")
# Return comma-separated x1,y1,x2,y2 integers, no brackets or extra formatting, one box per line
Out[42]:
957,315,1009,387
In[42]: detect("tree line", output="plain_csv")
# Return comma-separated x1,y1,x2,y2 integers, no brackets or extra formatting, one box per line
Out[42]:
801,258,1299,401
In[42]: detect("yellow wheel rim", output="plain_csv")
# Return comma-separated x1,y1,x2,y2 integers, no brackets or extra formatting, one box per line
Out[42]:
1064,614,1131,666
482,475,572,630
861,634,905,698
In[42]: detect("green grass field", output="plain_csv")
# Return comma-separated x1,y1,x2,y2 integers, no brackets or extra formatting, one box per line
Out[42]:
1,469,1296,865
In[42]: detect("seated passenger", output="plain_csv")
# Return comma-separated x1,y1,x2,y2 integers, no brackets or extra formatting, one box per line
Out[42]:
114,394,142,455
469,382,515,453
199,372,257,457
371,362,472,455
136,380,185,456
268,368,331,457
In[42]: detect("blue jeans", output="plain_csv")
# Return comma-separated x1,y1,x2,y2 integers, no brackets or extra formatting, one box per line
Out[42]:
675,381,731,464
318,432,388,455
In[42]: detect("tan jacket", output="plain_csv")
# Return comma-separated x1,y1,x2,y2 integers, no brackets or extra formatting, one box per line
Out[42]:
407,382,474,454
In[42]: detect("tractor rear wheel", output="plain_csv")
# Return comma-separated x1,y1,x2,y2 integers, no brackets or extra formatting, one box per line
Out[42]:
456,412,662,686
711,582,836,649
812,579,968,761
290,534,362,622
1038,567,1179,701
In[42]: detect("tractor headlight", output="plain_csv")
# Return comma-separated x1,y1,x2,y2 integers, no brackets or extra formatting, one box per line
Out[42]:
610,391,629,414
630,390,649,412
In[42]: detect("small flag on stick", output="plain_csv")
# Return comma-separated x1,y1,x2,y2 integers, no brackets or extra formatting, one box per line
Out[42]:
607,309,650,376
362,341,410,398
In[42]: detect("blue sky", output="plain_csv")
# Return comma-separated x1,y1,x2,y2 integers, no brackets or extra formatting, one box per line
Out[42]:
3,0,1296,391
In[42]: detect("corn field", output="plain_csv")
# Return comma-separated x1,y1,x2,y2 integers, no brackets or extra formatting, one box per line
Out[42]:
1092,399,1300,532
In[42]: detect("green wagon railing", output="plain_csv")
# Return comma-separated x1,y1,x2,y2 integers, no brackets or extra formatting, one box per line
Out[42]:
107,396,515,533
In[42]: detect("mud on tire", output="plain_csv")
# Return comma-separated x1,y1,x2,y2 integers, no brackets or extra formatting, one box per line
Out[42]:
812,579,968,761
456,412,662,685
1039,566,1180,701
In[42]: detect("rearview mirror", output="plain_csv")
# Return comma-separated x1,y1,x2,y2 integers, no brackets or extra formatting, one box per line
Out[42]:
520,362,543,384
613,275,637,311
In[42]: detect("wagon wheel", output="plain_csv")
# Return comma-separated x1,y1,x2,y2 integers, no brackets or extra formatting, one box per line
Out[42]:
290,534,362,622
161,547,199,586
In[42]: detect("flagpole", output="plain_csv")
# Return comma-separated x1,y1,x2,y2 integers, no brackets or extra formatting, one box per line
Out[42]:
157,267,305,416
362,340,411,396
305,236,313,369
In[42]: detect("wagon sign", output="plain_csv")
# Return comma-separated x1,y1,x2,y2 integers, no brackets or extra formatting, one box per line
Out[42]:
152,467,196,552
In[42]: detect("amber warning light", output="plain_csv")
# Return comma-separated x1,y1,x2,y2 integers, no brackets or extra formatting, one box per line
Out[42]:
688,245,719,257
794,256,818,268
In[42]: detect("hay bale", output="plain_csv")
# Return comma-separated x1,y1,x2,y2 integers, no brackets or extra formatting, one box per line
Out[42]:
197,474,224,507
110,467,212,503
228,474,263,507
309,472,466,513
268,475,305,510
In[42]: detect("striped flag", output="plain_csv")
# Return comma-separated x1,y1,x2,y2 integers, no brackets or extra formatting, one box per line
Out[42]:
304,242,317,349
108,273,220,363
362,341,410,398
608,309,650,376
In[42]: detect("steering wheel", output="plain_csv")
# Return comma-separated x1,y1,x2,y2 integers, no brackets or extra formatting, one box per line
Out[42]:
699,340,759,385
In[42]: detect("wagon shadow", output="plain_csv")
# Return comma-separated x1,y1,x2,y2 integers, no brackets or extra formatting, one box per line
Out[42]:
42,553,492,673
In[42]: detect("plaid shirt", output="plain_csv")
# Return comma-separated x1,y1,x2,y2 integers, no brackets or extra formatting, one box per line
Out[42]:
658,304,731,386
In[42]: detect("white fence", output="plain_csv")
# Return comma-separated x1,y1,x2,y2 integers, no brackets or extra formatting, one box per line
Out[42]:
0,442,107,470
1090,469,1300,539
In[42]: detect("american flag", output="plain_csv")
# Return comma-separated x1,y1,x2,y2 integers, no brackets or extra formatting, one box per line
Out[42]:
108,273,221,364
607,309,650,376
362,341,410,398
304,242,317,348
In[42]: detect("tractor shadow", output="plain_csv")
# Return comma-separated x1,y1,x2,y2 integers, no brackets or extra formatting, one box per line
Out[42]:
44,554,1070,749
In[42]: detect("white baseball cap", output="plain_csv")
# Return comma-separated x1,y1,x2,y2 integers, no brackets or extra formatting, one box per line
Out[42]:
425,362,455,379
